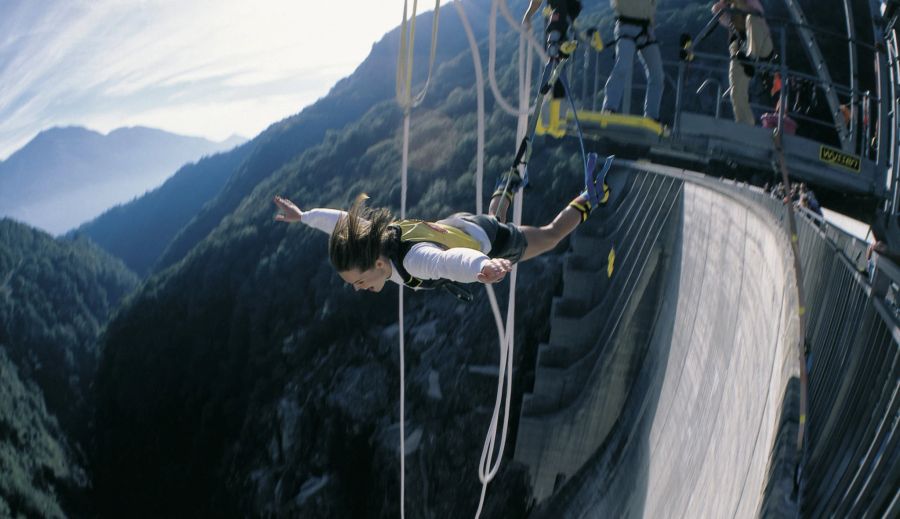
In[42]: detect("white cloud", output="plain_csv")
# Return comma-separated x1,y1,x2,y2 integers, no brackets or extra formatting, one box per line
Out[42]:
0,0,446,160
83,92,325,142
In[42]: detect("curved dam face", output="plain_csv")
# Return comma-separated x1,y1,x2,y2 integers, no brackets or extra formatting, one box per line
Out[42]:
516,164,801,518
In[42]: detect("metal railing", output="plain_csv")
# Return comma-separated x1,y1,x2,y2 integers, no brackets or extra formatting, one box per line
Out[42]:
562,11,886,164
735,185,899,517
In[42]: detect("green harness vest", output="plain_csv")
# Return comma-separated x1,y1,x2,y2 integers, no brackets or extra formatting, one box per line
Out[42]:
394,220,482,250
387,219,483,301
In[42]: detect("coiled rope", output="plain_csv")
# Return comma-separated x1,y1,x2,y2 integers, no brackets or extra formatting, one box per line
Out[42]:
396,0,441,113
488,0,548,118
453,5,520,516
394,1,550,516
468,1,541,516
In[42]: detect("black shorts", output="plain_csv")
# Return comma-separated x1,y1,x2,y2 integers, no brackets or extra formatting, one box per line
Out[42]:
548,0,582,27
547,1,581,35
456,213,529,264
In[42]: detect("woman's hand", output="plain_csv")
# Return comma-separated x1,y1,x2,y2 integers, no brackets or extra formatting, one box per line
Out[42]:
273,195,302,223
477,258,512,284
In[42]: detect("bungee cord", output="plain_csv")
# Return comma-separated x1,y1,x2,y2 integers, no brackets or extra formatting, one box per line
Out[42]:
394,2,440,519
396,0,441,112
454,0,486,215
453,1,525,514
488,0,547,118
394,1,567,517
471,1,546,515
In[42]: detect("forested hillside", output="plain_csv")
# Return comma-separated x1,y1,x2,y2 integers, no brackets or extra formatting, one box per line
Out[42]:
0,219,138,517
0,349,85,519
73,145,254,276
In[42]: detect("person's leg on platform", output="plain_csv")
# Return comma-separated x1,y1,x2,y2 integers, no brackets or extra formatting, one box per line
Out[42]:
729,42,755,125
602,22,638,113
640,38,665,121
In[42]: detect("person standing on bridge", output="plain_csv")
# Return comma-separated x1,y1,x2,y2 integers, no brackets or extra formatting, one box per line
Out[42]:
523,0,584,135
601,0,665,122
713,0,774,125
523,0,583,61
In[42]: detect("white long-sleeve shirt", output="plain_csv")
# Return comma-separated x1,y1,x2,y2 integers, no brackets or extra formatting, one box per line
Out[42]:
300,209,492,286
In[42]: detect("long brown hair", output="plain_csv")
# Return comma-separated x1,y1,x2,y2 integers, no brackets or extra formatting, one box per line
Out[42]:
329,194,396,272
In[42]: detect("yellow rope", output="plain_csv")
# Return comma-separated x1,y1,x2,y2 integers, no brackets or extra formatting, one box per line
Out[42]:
396,0,441,112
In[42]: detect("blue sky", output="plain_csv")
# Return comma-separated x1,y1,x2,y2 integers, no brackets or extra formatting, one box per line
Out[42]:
0,0,444,160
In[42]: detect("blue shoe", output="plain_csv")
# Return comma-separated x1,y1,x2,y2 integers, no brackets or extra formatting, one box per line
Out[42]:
583,154,614,207
569,154,614,222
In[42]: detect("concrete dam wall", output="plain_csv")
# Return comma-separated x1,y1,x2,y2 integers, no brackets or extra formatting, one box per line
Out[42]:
515,164,801,517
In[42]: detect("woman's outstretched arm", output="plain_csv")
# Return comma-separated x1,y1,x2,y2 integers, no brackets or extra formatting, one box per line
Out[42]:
273,195,302,222
273,195,347,234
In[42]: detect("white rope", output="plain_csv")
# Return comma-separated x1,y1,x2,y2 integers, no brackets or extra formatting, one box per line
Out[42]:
497,0,548,63
399,113,410,519
394,1,536,516
395,2,440,519
487,0,548,118
467,1,535,516
455,0,486,215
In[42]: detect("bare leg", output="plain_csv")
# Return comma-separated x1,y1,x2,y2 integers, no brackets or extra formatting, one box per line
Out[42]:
519,196,586,261
488,194,511,222
489,165,524,223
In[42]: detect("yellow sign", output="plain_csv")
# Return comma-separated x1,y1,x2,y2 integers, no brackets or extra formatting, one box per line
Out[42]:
607,247,615,278
819,146,860,173
591,31,604,52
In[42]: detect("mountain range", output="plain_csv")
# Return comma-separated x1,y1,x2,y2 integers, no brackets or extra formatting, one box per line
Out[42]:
0,126,244,235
